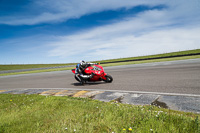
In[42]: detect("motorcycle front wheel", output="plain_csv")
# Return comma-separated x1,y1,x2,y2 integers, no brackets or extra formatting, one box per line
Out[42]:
104,74,113,83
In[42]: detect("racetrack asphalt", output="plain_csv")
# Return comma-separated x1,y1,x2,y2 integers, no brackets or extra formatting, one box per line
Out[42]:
0,58,200,95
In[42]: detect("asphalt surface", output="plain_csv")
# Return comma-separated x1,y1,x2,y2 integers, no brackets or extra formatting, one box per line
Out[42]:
0,59,200,95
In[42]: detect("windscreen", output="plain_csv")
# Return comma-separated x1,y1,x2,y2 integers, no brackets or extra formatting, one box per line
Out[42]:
92,66,102,71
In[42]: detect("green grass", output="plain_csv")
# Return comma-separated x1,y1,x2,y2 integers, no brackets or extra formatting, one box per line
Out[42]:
96,49,200,63
0,67,74,76
0,49,200,76
0,94,199,133
0,63,76,71
101,55,200,67
1,55,200,76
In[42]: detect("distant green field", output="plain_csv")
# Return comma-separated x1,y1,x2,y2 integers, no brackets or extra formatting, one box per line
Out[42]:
1,55,200,76
0,49,199,76
0,63,76,71
96,49,200,63
100,55,200,67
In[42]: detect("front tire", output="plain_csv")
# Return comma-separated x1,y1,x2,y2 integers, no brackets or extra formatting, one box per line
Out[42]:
105,74,113,83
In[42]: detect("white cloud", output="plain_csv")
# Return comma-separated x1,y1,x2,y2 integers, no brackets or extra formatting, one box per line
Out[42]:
48,26,200,61
1,0,200,63
47,6,200,62
0,0,167,25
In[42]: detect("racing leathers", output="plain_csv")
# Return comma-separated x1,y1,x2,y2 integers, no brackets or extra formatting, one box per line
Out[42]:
75,62,97,83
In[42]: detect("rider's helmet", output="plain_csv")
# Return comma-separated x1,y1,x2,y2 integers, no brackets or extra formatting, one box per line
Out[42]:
80,60,87,67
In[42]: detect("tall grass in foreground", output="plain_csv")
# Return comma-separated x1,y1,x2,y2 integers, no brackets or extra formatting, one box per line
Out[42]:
0,94,199,133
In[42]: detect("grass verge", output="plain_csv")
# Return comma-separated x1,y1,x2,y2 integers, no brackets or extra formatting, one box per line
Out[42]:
0,94,199,133
97,49,200,63
0,67,74,76
1,55,200,76
0,63,76,71
101,55,200,67
0,49,200,76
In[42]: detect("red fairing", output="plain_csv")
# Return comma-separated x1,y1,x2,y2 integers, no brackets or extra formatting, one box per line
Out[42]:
84,66,94,74
71,69,76,74
84,65,107,81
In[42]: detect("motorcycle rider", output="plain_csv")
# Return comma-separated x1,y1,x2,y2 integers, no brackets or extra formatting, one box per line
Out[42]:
75,60,97,84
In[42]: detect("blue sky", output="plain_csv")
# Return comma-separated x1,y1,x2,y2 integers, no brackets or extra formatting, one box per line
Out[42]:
0,0,200,64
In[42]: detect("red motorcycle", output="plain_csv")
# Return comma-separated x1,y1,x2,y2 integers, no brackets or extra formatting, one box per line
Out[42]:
72,64,113,84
